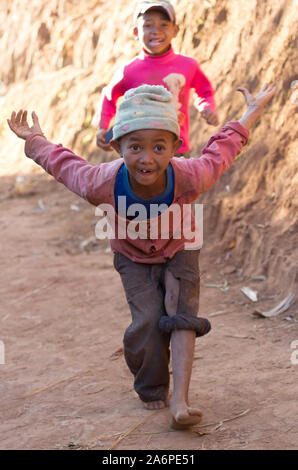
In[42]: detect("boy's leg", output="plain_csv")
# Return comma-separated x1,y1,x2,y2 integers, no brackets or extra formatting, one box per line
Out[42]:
163,250,210,429
165,270,203,428
114,253,171,408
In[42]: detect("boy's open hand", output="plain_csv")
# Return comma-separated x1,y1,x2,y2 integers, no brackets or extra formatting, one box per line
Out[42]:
7,110,44,140
237,83,276,129
237,83,276,109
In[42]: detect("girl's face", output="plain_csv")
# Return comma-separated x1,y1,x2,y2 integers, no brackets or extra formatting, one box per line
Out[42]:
134,9,179,56
113,129,182,199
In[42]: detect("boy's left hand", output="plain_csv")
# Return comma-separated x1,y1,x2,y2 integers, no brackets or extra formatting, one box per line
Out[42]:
7,110,44,140
237,83,276,129
200,108,219,126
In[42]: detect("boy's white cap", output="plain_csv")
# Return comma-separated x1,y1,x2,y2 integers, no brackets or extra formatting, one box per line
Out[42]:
133,0,176,26
112,84,180,141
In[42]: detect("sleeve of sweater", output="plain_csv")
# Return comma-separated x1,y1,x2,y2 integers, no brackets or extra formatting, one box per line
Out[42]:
24,134,108,206
191,61,217,113
93,65,126,129
186,121,249,195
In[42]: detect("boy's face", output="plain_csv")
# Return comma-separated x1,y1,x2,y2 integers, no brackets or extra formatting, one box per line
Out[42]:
134,8,179,56
112,129,182,198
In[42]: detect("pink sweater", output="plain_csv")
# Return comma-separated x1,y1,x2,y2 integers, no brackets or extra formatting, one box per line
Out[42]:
93,47,217,153
25,121,249,263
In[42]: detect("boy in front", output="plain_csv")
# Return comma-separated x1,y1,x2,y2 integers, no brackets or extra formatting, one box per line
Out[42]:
8,82,275,429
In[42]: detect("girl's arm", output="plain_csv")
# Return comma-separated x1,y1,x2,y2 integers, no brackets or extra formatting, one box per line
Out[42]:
192,63,219,126
93,65,126,151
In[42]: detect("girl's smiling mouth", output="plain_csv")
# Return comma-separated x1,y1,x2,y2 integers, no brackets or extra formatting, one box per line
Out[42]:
149,39,164,46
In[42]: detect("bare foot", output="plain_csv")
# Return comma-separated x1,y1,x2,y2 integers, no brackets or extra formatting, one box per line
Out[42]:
170,400,203,429
142,399,169,410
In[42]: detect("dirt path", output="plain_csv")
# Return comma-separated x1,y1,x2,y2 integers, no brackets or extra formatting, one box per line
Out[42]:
0,175,297,450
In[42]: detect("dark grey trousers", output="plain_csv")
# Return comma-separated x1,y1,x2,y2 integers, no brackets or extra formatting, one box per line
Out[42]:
113,249,211,403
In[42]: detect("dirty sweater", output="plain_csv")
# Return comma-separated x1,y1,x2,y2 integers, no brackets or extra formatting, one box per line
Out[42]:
24,121,249,264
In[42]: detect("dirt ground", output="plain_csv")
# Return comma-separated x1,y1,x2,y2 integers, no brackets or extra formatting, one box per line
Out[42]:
0,0,297,452
0,174,297,450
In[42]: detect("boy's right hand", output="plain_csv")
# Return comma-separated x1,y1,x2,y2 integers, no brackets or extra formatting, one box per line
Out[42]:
200,108,219,126
96,128,113,151
7,110,44,140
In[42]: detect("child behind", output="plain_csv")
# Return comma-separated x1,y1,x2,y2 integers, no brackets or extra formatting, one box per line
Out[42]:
8,82,275,429
93,0,219,156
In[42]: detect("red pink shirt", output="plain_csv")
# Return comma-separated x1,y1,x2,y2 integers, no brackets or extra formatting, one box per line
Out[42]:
93,47,217,153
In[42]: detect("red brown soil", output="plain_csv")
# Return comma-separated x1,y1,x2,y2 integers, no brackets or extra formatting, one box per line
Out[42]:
0,0,297,450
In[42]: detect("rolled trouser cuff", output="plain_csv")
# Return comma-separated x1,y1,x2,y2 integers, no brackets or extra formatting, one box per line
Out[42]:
159,314,211,337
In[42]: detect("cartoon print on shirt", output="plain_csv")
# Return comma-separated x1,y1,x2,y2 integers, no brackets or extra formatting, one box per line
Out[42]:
162,73,186,125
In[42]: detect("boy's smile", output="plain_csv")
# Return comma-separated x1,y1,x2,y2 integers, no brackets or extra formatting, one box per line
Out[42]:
113,129,182,199
134,9,179,56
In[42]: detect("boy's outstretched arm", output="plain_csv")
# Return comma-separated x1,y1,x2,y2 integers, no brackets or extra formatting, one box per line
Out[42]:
7,110,112,206
7,110,45,140
188,83,276,195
